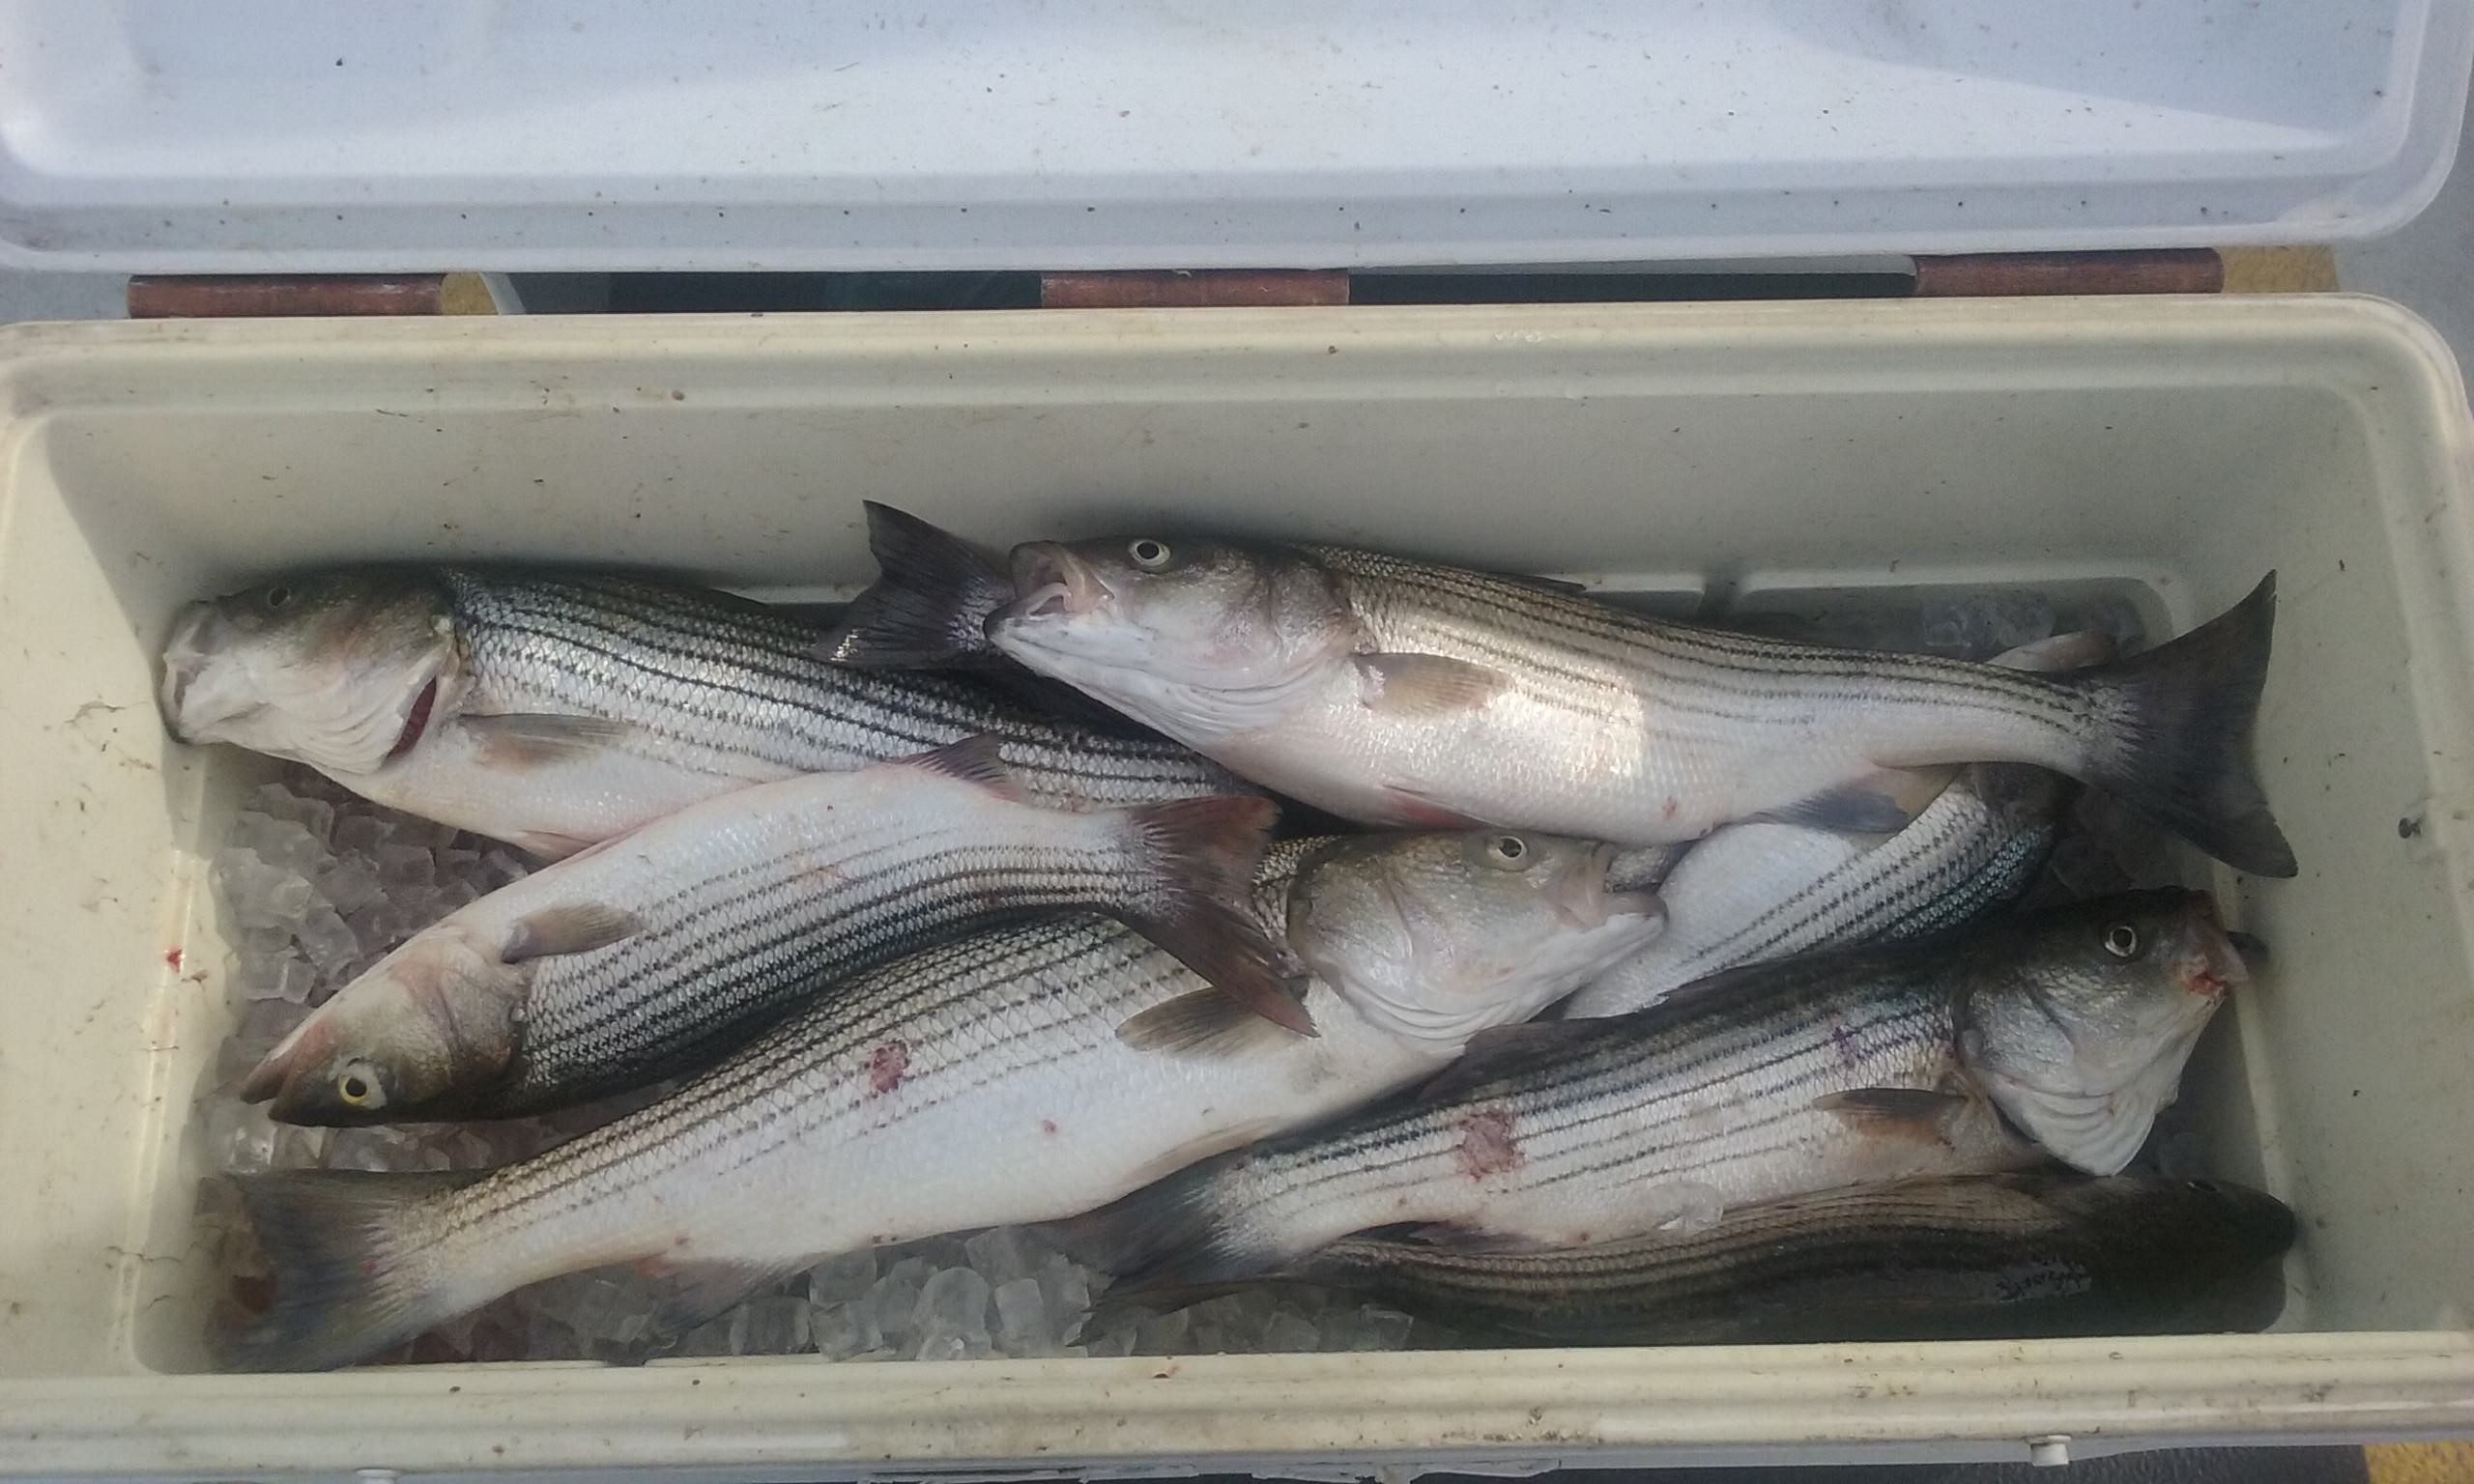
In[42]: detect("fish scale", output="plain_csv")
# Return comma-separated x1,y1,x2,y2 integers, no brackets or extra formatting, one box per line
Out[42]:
1059,891,2239,1286
231,827,1665,1369
1287,1172,2298,1345
244,745,1283,1123
970,526,2288,874
444,570,1246,805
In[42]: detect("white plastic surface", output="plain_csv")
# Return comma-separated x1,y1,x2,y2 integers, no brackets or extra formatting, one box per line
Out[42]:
1,1,2470,271
2,300,2473,1477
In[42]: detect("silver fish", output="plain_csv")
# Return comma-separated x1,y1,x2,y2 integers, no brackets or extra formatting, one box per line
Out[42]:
1567,762,2065,1016
240,737,1290,1123
1567,633,2106,1015
1055,890,2241,1287
1280,1172,2296,1345
223,828,1666,1370
820,509,2292,877
160,567,1248,857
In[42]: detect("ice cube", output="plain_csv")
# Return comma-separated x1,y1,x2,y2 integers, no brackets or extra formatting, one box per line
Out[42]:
315,858,385,916
234,813,329,881
324,1127,412,1172
480,849,532,891
249,785,336,843
438,846,481,876
235,949,311,1003
294,904,363,978
910,1332,969,1363
992,1276,1050,1357
199,1099,278,1174
914,1268,992,1343
867,1270,927,1348
272,1124,330,1168
1261,1311,1323,1353
374,842,436,894
1036,1261,1091,1344
231,997,307,1050
1080,1324,1138,1358
737,1296,812,1356
1132,1307,1191,1356
964,1226,1038,1287
1347,1305,1414,1352
331,813,393,857
806,1248,877,1305
812,1299,883,1359
433,879,482,914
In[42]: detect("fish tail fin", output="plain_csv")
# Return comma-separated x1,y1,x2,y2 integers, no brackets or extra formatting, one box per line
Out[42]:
2063,574,2295,877
818,502,1011,668
1118,796,1316,1036
1044,1159,1273,1290
222,1169,486,1371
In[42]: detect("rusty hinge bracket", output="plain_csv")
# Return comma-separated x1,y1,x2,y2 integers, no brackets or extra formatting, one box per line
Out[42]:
1038,270,1350,308
128,272,497,318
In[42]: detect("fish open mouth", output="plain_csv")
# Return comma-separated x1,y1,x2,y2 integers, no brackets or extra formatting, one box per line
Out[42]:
1003,543,1107,623
388,677,440,761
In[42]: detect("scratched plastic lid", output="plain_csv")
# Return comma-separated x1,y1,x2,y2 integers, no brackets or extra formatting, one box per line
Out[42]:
2,0,2469,271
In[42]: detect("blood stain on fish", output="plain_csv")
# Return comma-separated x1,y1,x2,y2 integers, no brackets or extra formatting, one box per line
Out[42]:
1040,1118,1059,1136
867,1041,910,1095
1453,1106,1523,1179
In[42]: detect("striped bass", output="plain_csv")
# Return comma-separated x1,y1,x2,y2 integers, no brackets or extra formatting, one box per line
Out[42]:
819,506,2294,877
240,737,1291,1123
160,567,1249,858
1276,1172,2296,1344
225,828,1666,1370
1564,631,2107,1016
1054,891,2241,1288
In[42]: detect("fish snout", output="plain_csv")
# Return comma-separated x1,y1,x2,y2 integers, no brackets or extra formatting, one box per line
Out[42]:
1003,542,1108,623
239,1011,335,1107
158,602,225,734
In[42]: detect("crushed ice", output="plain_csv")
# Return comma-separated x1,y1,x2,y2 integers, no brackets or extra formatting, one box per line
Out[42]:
189,588,2172,1364
195,771,1414,1363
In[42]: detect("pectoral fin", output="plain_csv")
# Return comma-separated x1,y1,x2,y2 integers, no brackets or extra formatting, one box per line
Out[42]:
462,713,636,768
503,902,644,962
1354,654,1511,718
1115,989,1302,1059
1813,1087,1973,1144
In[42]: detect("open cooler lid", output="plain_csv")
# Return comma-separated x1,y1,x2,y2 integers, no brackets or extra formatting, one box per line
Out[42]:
3,1,2470,273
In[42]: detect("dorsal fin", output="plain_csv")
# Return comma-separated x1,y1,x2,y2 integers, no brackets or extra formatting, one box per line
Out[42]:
898,734,1029,802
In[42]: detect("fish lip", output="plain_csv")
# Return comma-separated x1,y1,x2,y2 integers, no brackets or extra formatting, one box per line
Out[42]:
1584,841,1665,924
158,602,220,735
238,1013,327,1105
999,542,1108,625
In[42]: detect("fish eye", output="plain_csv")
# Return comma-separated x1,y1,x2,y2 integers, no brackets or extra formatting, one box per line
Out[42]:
1483,834,1533,870
335,1063,386,1109
2102,923,2142,959
1127,538,1173,571
263,584,294,611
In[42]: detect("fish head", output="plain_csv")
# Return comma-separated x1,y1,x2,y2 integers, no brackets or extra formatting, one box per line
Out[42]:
161,570,459,777
986,536,1360,728
1285,829,1667,1049
239,928,523,1126
1957,889,2244,1176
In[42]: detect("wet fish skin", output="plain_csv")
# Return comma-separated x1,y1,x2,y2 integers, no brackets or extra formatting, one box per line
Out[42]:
224,829,1664,1371
160,567,1250,857
1567,762,2066,1016
1055,890,2241,1288
240,738,1288,1124
911,519,2293,876
1284,1172,2297,1345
